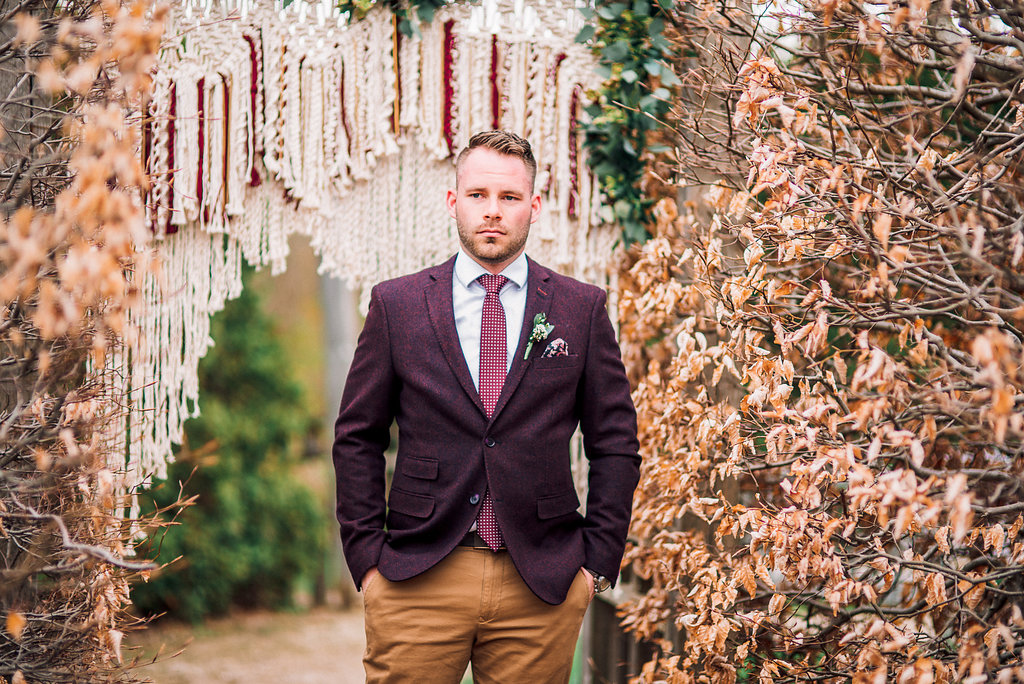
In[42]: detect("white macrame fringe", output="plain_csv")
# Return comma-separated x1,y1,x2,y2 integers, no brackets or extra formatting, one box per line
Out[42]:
127,0,616,508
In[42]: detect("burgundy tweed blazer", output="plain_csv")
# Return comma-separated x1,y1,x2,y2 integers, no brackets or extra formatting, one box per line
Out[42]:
332,255,640,605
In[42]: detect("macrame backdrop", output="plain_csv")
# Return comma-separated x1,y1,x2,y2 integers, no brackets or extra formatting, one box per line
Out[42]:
126,0,614,516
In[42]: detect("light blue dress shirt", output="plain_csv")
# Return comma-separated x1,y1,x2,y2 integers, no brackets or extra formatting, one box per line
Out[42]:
452,249,529,391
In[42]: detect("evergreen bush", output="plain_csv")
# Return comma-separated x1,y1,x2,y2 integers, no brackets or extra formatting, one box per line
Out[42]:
132,271,326,623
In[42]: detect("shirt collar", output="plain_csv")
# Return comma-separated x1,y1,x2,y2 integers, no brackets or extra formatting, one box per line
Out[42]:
454,249,528,290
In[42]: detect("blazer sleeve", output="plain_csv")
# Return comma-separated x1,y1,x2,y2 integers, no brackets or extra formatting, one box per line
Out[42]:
577,288,641,585
332,284,397,589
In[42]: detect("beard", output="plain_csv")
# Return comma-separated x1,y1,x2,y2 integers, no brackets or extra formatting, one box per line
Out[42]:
456,217,529,267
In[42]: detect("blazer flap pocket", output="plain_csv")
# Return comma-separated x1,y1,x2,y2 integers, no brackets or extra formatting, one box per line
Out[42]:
537,491,581,520
534,354,580,370
403,457,438,480
388,488,435,518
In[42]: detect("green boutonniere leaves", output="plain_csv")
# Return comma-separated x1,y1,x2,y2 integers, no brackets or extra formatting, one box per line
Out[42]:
524,313,555,359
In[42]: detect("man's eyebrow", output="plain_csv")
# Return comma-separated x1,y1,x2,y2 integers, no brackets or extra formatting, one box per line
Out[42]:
461,186,526,195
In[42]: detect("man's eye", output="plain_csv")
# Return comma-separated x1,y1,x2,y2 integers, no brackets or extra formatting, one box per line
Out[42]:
504,195,519,201
469,192,483,198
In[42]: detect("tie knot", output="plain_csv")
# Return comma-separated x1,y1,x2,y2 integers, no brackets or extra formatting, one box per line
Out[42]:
478,274,508,296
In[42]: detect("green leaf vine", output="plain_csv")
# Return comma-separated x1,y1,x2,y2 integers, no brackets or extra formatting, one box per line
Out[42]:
577,0,677,245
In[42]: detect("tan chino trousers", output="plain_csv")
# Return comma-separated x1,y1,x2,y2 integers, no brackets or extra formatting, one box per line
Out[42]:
362,547,592,683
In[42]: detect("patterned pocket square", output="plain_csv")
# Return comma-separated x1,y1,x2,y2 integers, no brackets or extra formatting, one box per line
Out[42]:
541,338,569,358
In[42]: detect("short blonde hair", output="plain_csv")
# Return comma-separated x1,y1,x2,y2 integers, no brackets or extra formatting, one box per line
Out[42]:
455,130,537,189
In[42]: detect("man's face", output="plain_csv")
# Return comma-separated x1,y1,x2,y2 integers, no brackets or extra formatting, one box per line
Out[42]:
447,147,541,274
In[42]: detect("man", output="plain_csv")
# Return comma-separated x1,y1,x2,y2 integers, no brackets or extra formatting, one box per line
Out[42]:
332,130,640,683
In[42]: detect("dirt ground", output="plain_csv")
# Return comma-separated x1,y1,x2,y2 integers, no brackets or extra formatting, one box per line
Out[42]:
127,608,366,684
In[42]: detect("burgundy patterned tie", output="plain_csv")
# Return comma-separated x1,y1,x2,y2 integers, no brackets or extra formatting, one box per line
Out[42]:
476,273,508,550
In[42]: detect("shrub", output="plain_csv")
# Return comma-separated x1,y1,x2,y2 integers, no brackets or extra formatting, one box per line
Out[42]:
132,271,326,623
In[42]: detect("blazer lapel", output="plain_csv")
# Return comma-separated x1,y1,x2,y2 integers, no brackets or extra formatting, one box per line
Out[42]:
424,256,487,417
490,258,552,422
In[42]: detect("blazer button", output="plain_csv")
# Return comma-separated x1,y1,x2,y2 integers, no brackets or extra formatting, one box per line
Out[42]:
470,494,480,505
484,438,495,447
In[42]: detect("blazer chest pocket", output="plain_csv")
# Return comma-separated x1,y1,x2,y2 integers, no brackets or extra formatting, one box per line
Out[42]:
388,488,435,518
537,491,581,520
401,456,438,480
534,354,581,371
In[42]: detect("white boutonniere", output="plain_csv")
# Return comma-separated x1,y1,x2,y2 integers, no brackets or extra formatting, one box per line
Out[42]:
524,313,555,359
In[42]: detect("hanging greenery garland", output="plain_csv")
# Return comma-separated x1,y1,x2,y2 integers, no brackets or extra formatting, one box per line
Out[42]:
576,0,677,245
338,0,448,36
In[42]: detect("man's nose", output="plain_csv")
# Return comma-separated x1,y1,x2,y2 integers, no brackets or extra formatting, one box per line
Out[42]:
483,197,502,219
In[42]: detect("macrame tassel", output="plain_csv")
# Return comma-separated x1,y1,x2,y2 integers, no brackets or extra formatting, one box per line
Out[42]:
227,53,252,216
523,43,546,160
196,77,208,225
417,20,448,159
490,35,501,130
342,29,371,180
398,30,420,130
242,32,264,188
369,10,399,159
502,40,527,132
299,59,317,205
322,56,338,188
201,76,226,229
172,72,198,228
568,84,581,220
280,46,303,196
442,19,457,156
147,71,173,235
261,25,285,178
553,56,573,269
335,56,353,186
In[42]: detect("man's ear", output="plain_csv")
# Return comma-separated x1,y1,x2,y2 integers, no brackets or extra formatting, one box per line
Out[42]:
446,188,458,219
530,193,542,224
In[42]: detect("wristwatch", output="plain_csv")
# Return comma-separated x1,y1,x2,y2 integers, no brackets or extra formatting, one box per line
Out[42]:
585,568,611,593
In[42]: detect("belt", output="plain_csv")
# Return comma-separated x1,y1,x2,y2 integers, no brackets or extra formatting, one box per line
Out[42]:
458,530,506,550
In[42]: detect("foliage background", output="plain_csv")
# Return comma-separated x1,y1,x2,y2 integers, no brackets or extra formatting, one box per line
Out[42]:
616,0,1024,681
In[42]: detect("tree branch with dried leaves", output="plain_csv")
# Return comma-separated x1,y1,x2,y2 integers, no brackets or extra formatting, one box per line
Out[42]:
618,0,1024,681
0,1,168,681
